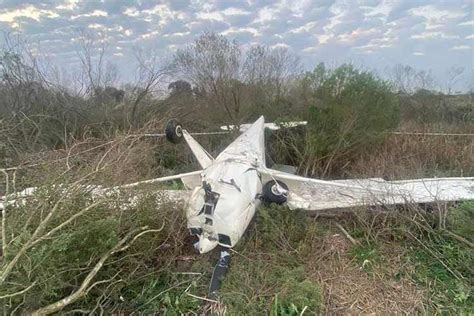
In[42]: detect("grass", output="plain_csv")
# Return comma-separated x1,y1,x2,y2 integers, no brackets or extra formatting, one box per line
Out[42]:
405,201,474,314
219,205,323,315
408,239,473,314
343,201,474,314
349,242,380,272
448,201,474,240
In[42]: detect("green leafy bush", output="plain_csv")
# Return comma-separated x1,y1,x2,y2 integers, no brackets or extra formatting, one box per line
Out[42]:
296,63,400,176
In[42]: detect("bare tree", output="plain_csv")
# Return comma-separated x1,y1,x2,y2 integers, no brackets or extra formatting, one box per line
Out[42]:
74,29,118,97
173,32,242,125
128,47,169,125
389,64,434,94
445,66,465,94
0,33,51,114
243,45,300,107
172,32,300,125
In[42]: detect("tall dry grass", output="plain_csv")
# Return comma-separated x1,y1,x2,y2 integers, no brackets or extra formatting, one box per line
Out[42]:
349,123,473,179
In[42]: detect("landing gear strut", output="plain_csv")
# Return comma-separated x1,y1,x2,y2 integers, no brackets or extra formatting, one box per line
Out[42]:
208,249,231,300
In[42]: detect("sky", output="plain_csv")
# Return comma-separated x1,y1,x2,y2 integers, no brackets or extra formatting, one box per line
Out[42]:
0,0,473,91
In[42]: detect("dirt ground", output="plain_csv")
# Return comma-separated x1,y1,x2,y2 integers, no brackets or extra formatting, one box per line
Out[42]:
306,233,425,315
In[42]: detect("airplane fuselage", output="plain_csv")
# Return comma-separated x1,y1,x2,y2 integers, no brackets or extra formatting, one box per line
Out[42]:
185,117,267,253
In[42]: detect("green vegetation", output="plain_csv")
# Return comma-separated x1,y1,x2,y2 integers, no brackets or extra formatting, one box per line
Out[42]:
409,237,473,314
349,242,380,272
220,205,322,314
409,201,473,314
304,63,400,176
448,201,474,240
345,201,474,314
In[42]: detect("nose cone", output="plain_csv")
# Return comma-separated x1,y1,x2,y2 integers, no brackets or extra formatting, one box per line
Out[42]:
198,236,218,254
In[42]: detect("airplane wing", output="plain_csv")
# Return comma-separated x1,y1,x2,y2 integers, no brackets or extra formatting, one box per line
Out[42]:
260,168,474,211
116,169,203,190
0,170,201,210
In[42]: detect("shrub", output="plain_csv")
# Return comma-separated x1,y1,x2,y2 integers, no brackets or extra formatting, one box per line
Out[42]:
0,180,192,314
280,63,400,177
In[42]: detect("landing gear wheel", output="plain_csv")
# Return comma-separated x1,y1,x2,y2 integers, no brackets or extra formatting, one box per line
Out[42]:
263,180,289,204
165,119,183,143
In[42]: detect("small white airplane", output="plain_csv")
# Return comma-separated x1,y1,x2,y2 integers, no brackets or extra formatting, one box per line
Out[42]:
1,116,473,298
150,116,473,254
128,115,472,298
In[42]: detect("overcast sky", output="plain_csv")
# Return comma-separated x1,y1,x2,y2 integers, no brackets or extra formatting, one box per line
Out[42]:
0,0,473,91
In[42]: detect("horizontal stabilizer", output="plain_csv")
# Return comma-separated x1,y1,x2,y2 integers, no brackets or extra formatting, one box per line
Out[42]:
220,121,307,132
182,130,214,168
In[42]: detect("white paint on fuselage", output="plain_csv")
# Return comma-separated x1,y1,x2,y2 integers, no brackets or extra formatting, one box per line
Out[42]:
186,116,266,253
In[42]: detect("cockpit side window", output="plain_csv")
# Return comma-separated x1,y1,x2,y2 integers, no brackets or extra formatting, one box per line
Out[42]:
201,181,219,226
204,202,214,215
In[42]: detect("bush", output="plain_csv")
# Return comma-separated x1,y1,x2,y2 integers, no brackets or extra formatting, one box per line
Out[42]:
283,64,400,177
0,180,193,314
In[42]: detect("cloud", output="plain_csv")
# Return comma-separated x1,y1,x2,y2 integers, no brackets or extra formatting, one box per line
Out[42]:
0,5,59,23
0,0,471,90
451,45,470,50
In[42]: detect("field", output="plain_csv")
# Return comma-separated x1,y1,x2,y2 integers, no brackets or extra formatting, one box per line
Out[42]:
0,32,473,314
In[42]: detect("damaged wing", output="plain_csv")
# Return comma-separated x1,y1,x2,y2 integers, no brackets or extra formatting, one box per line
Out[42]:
260,169,474,211
0,170,201,211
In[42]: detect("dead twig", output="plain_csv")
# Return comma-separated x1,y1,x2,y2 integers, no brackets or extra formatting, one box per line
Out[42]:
0,281,37,299
186,292,218,303
1,169,8,261
335,223,359,245
441,229,474,249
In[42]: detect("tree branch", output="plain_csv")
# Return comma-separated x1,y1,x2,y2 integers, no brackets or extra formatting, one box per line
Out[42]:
1,169,9,262
31,226,151,315
0,281,37,299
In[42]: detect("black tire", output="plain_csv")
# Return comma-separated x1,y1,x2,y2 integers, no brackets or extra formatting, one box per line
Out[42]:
263,180,289,204
165,119,183,143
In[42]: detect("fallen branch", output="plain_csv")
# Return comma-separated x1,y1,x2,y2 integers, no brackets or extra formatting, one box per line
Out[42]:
1,169,8,261
441,229,474,249
0,281,37,299
0,194,66,284
31,226,152,315
335,223,359,245
186,292,217,303
29,200,108,248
